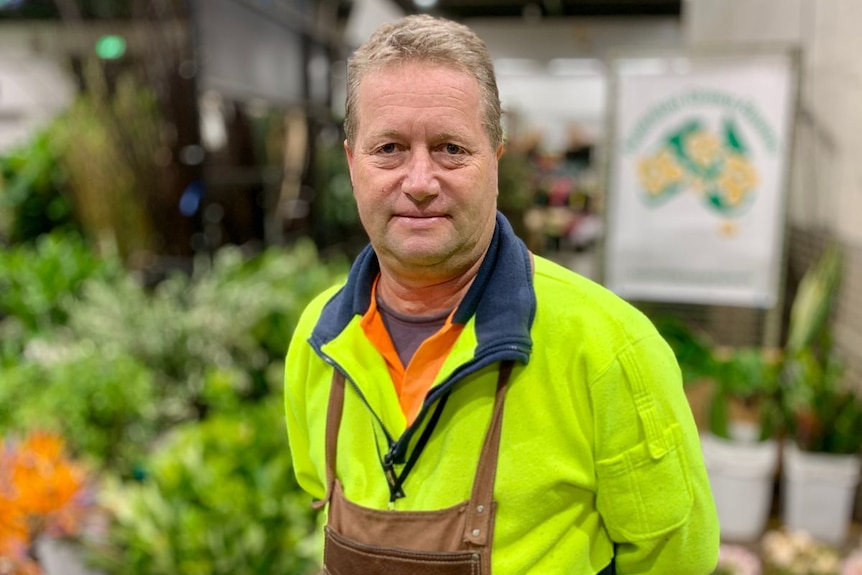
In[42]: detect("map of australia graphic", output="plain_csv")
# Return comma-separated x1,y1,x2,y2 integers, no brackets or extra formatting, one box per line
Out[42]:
637,117,758,222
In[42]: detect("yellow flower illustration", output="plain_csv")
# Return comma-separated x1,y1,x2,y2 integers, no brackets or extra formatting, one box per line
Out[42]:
716,153,758,206
684,130,722,168
638,151,683,196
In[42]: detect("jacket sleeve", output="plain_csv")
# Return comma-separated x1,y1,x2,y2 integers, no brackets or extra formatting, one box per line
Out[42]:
284,295,334,502
591,333,720,574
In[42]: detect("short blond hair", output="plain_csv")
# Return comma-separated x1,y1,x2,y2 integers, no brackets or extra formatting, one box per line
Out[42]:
344,15,502,149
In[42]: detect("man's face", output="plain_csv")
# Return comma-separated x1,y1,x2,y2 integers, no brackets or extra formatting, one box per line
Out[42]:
345,61,503,282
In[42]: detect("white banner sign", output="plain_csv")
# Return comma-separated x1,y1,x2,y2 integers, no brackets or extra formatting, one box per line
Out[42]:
604,51,797,308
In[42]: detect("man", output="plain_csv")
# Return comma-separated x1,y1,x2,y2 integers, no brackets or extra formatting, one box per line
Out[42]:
285,14,719,574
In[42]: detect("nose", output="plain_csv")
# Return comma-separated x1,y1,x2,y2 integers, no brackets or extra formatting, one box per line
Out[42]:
401,148,439,202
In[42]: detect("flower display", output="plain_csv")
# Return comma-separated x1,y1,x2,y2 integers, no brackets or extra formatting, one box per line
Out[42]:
843,549,862,575
0,432,91,575
761,529,841,575
714,543,762,575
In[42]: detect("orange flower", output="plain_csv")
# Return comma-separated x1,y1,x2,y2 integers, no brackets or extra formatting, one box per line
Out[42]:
0,432,90,574
8,433,85,518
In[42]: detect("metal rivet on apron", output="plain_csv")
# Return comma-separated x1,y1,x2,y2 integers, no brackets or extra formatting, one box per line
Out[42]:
472,528,481,537
472,553,480,561
476,505,485,514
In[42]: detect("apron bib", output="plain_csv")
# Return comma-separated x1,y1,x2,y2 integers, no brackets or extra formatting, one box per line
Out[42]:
316,364,512,575
314,364,616,575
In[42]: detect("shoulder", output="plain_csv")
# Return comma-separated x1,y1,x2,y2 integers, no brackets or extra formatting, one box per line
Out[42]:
531,255,658,345
290,282,346,344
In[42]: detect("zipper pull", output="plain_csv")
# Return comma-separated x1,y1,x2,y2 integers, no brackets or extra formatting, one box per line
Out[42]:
382,451,406,501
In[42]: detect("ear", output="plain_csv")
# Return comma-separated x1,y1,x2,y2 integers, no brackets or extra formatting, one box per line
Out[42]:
495,143,505,160
344,139,355,185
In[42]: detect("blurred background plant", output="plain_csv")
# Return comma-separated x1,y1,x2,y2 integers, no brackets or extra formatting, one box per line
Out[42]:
779,245,862,455
0,59,170,261
0,131,78,245
49,61,160,259
0,231,122,360
86,396,321,575
0,221,346,573
655,316,783,441
707,346,783,442
654,315,719,385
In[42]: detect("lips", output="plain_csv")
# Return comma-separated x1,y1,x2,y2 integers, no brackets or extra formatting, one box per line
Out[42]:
392,212,449,219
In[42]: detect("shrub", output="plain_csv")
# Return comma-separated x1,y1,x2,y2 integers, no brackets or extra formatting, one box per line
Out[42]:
0,348,159,473
89,397,321,575
0,230,121,337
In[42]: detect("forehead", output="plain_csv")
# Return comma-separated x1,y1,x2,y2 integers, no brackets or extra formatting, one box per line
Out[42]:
354,62,485,136
357,61,479,106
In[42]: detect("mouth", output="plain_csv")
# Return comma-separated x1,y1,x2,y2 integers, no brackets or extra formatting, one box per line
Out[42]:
391,213,450,229
393,212,449,220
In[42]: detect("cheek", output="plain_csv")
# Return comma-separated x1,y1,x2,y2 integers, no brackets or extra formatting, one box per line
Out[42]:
354,163,396,191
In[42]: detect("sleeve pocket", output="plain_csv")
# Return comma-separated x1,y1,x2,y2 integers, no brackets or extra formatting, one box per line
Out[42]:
595,423,694,541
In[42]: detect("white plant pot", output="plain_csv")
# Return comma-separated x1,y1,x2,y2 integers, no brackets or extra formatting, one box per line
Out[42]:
701,432,779,542
781,441,862,546
35,537,105,575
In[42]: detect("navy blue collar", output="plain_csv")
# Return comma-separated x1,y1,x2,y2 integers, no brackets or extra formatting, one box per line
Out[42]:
310,212,535,361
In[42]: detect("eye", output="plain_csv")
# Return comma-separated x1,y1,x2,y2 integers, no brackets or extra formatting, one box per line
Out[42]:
444,143,463,155
378,143,398,154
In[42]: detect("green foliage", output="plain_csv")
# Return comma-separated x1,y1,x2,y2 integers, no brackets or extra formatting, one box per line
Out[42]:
89,397,321,575
781,350,862,454
0,232,343,571
61,239,346,421
654,316,718,384
49,61,162,258
0,229,122,336
707,347,782,442
497,149,534,237
654,318,782,441
779,244,862,454
312,130,363,253
785,245,842,356
0,347,159,471
0,233,346,472
0,130,77,243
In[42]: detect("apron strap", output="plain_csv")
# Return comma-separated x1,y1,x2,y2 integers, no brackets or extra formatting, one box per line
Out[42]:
312,369,345,510
462,360,514,546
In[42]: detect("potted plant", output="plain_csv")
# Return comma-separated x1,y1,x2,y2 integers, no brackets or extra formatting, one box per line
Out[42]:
654,316,783,542
701,345,783,542
778,244,862,546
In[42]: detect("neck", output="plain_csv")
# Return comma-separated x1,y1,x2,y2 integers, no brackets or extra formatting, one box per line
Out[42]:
376,256,485,316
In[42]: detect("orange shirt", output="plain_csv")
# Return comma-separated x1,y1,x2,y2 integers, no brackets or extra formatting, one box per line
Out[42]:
360,278,464,426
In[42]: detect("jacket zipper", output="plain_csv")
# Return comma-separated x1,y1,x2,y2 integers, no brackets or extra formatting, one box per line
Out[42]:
315,342,529,499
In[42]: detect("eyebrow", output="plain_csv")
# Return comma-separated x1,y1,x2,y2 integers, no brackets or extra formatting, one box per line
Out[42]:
364,128,471,146
431,131,469,145
367,129,403,142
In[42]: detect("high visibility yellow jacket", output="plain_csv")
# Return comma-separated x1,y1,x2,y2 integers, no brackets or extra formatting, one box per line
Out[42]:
284,213,719,574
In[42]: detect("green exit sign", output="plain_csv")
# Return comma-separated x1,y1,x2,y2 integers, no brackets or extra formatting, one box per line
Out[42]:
95,35,126,60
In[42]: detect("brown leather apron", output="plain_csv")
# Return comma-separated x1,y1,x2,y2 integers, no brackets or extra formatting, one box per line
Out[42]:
315,363,513,575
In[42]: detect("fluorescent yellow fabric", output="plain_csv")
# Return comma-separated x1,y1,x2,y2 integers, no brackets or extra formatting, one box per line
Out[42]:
285,254,719,574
